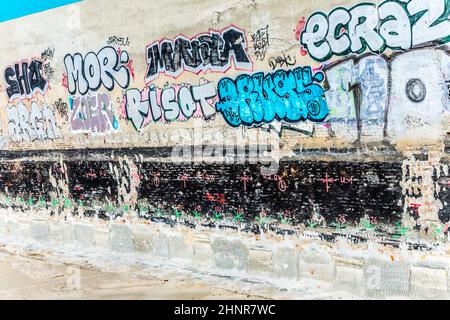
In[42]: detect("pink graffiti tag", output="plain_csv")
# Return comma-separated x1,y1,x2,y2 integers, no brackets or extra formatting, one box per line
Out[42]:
179,172,189,188
320,173,337,193
152,172,160,187
294,17,308,56
238,172,251,191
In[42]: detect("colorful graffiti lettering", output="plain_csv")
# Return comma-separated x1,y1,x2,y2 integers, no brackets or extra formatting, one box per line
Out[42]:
68,92,119,134
300,0,450,62
216,66,329,127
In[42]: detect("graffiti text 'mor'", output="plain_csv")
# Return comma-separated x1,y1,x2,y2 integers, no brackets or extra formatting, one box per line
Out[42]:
64,46,131,96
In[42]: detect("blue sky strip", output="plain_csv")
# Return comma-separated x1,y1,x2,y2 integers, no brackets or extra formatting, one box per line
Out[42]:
0,0,82,23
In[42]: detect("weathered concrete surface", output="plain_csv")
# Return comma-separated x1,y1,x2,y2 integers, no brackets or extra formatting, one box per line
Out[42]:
0,213,448,299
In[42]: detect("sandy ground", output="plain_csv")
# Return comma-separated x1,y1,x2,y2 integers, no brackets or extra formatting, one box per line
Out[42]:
0,243,364,300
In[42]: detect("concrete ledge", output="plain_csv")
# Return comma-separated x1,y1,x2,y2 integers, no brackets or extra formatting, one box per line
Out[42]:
247,246,272,277
132,224,153,253
94,225,110,251
1,212,450,299
364,257,411,298
410,266,448,299
192,236,214,267
109,224,133,253
74,224,95,249
271,246,298,280
30,220,49,243
168,233,193,260
49,220,69,246
334,266,366,296
298,245,336,281
152,230,170,258
212,237,248,271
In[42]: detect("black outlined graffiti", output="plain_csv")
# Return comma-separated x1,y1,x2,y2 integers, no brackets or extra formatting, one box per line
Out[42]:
446,80,450,99
406,78,427,102
4,59,49,101
107,36,131,47
145,26,252,84
41,48,55,61
43,63,55,80
268,52,296,70
53,98,69,121
63,46,132,95
251,25,269,61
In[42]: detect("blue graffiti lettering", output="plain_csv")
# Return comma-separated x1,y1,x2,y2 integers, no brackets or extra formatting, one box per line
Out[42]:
216,66,329,127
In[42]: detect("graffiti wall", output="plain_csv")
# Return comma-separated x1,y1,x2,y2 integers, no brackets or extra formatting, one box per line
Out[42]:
0,0,449,246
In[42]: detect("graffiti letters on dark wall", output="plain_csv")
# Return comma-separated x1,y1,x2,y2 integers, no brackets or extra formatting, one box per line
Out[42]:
6,102,61,142
145,26,253,84
124,81,217,130
4,59,49,101
63,46,132,95
216,66,329,127
69,92,119,135
300,0,450,62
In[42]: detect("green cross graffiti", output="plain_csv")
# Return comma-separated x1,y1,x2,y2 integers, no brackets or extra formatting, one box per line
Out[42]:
307,220,318,228
280,217,293,225
331,221,349,231
106,204,116,213
255,216,270,225
431,223,445,238
39,196,46,208
154,208,163,217
28,198,34,207
233,211,244,223
51,198,59,208
173,208,182,218
278,213,293,225
63,197,72,209
212,211,222,222
392,222,410,239
361,217,375,230
138,205,148,214
192,210,202,221
122,204,130,213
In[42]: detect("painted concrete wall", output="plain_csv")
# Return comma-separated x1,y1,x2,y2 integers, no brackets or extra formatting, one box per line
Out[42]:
0,0,449,262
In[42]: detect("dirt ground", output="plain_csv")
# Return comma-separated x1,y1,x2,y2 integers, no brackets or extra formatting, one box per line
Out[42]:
0,243,363,300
